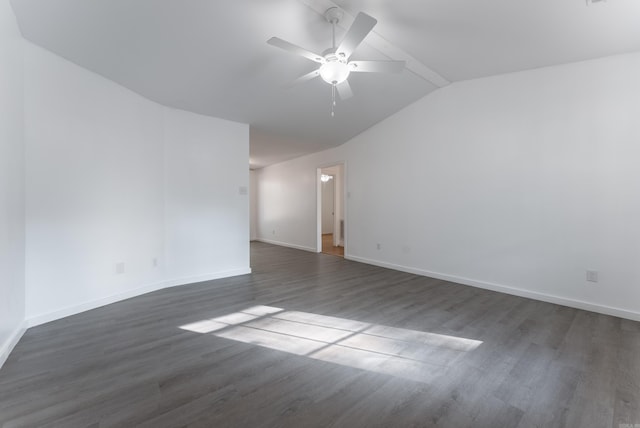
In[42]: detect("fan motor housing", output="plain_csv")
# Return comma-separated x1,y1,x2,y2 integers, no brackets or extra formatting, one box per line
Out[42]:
322,48,344,61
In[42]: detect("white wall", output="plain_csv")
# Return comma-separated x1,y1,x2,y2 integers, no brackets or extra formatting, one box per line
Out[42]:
257,157,318,252
24,43,250,325
334,164,344,246
256,52,640,321
0,0,25,366
321,178,334,234
24,43,164,321
249,169,258,241
164,108,249,282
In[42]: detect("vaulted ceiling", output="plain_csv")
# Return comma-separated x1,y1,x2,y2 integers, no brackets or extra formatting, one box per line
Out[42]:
10,0,640,168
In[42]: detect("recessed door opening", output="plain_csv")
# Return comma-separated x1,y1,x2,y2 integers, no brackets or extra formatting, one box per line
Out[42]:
317,163,345,257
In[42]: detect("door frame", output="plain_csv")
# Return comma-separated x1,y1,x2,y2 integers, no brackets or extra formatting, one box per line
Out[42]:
316,161,347,254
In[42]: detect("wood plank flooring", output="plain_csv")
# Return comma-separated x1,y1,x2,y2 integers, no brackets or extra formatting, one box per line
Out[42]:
1,242,639,427
322,233,344,257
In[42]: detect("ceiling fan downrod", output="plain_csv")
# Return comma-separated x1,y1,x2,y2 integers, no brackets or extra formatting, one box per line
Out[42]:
325,7,342,48
326,7,342,117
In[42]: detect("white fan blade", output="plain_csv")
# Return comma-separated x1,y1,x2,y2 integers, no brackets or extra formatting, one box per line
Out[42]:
336,12,377,60
336,80,353,100
349,60,406,73
287,69,321,88
267,37,325,64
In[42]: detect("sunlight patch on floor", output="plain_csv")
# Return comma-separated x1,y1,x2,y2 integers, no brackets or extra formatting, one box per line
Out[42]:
180,305,483,383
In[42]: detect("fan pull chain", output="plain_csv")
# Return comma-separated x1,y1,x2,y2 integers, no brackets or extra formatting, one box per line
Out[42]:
331,84,338,117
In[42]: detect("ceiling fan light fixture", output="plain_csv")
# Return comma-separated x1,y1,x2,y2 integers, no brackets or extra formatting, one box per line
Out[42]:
319,61,350,85
267,8,403,116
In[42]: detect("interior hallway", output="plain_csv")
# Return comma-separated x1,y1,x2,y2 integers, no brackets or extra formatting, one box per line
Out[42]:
322,233,344,257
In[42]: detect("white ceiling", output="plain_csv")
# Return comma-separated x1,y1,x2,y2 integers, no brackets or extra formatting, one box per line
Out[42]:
10,0,640,168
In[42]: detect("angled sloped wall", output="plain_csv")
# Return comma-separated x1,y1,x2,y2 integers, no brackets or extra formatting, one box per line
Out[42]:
256,52,640,321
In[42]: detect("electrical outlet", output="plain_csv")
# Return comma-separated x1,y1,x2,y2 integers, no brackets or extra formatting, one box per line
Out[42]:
586,270,599,283
376,243,381,250
272,229,276,235
152,257,158,268
116,262,125,275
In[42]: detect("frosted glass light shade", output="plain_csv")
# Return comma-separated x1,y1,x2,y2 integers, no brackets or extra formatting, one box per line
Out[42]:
320,61,350,85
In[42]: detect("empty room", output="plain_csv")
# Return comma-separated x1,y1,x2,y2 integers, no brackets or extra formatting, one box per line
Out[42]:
1,0,639,427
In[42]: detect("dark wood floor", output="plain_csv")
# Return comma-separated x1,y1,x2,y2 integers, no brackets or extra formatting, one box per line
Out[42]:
1,242,639,427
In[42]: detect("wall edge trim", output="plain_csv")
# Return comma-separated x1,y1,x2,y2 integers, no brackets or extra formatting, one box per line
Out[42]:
25,267,252,328
0,321,28,371
345,254,640,322
255,238,317,253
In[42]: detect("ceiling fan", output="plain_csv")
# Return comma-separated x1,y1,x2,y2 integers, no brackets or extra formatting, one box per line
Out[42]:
267,7,406,116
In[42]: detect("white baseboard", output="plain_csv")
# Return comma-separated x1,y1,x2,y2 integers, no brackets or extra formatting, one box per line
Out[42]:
25,267,252,328
256,238,317,253
25,281,168,328
345,254,640,322
163,267,251,288
0,321,27,370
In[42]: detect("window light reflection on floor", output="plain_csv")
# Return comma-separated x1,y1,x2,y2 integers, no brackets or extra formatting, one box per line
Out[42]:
179,305,483,384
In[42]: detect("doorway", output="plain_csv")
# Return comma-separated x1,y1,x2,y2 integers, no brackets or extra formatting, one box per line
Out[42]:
317,163,345,257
